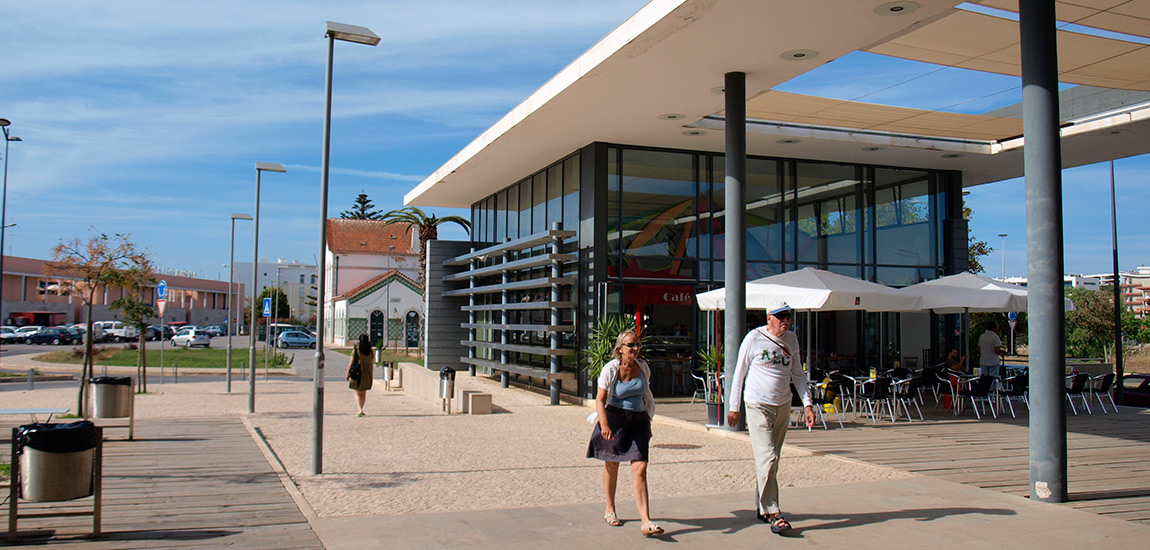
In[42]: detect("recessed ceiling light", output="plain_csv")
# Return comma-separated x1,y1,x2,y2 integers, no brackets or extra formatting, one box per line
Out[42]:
658,113,685,121
875,2,920,16
1108,129,1125,135
862,146,886,152
776,138,801,145
682,130,708,136
941,153,964,158
781,49,818,61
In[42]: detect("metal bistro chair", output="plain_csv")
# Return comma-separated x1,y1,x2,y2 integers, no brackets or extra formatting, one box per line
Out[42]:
1065,373,1092,415
688,369,708,409
1000,374,1029,418
829,372,859,418
958,375,998,419
891,376,924,421
857,377,895,423
809,379,843,429
1089,373,1117,414
902,356,919,371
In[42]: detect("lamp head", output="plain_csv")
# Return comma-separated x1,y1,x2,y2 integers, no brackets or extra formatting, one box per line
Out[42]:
325,21,380,46
0,118,9,127
7,136,20,142
255,162,286,173
232,213,253,221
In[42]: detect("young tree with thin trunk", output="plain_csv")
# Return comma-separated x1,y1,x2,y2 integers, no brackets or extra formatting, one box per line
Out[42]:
108,254,157,393
45,231,144,415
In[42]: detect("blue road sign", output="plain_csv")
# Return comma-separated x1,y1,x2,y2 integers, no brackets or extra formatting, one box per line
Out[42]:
262,297,272,317
1008,311,1018,321
157,280,168,300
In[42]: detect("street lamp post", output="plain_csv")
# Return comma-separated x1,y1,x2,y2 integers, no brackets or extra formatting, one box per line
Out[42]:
998,233,1008,280
228,213,252,393
0,118,22,332
315,21,379,475
249,162,286,413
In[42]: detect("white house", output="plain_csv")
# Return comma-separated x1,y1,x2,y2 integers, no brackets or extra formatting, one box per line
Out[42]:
323,219,423,347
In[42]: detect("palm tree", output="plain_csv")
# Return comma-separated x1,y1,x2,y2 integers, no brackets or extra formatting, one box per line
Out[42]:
380,206,471,289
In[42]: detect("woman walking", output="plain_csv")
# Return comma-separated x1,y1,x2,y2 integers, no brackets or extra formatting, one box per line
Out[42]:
587,330,663,537
346,334,374,417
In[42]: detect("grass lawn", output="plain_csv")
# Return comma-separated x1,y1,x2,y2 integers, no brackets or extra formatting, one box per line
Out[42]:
329,348,424,367
34,347,291,369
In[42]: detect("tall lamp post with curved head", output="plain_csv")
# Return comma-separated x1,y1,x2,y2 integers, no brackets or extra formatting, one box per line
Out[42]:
250,163,286,413
314,21,379,475
0,118,21,330
228,213,253,393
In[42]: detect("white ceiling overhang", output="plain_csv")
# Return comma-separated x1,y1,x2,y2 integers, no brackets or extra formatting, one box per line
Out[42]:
404,0,1150,209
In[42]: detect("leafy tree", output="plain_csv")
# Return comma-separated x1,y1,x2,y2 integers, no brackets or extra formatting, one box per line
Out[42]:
257,286,291,320
964,204,992,274
340,192,382,220
107,254,157,392
380,206,472,289
1065,286,1127,361
45,231,145,414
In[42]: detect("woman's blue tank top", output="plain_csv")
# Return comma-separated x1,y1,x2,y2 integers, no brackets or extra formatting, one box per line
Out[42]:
608,376,646,412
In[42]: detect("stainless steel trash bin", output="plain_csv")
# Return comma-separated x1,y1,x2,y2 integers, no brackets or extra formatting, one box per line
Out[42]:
90,376,132,418
16,421,98,502
439,366,456,399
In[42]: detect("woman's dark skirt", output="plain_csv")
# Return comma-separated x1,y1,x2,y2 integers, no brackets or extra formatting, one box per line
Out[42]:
587,404,651,462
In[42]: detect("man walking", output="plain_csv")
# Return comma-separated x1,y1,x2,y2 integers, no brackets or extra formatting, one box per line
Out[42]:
978,322,1006,377
727,299,815,535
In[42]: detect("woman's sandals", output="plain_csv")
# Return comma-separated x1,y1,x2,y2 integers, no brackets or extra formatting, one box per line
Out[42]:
641,522,664,537
603,512,622,527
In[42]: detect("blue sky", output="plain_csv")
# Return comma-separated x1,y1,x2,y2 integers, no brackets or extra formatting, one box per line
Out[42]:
2,0,1147,281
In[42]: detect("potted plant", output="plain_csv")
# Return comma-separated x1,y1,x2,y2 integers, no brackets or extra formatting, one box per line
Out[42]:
582,315,642,380
697,343,723,425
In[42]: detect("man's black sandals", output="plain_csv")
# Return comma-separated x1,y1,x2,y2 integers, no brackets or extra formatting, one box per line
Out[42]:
769,515,792,534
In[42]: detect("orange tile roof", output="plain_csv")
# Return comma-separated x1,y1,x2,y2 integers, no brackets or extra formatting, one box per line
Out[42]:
326,219,415,255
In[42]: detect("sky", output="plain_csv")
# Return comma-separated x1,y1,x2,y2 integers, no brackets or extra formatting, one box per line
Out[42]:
2,0,1148,282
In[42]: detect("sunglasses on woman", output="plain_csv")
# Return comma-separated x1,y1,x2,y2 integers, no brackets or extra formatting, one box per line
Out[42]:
623,342,641,349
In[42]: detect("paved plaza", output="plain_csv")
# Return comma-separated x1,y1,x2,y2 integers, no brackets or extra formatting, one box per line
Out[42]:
3,354,1150,547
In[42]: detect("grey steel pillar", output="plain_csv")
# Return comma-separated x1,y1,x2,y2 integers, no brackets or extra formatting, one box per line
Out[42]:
249,172,263,415
550,222,562,405
1021,0,1067,503
1110,161,1124,405
723,72,747,426
312,33,335,476
468,247,477,377
501,239,510,389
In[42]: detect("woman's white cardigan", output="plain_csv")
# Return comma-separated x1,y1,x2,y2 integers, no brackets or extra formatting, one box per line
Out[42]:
588,358,657,422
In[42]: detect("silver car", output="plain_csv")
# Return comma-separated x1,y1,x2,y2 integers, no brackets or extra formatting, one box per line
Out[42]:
171,328,211,348
276,330,316,349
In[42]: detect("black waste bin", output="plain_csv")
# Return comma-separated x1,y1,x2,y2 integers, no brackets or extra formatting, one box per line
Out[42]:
16,421,98,501
90,376,133,418
439,366,456,399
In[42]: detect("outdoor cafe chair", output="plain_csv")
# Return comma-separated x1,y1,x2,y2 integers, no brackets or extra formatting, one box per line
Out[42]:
1065,373,1092,415
857,377,895,423
1089,373,1117,414
891,376,924,421
958,375,998,419
902,356,919,371
688,369,708,409
831,372,861,417
808,379,843,429
1000,374,1029,418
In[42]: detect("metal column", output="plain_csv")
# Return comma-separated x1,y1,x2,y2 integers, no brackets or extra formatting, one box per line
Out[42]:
1020,0,1067,503
469,248,478,377
550,223,562,405
723,71,747,427
500,239,510,388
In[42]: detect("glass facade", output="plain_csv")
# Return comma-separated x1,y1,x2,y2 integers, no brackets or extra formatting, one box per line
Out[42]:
469,143,958,396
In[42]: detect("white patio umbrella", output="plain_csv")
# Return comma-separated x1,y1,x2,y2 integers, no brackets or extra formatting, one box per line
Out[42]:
898,271,1075,313
696,267,922,312
898,271,1075,367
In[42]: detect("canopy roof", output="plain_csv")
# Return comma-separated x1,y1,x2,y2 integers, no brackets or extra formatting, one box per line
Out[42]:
406,0,1150,209
696,267,922,312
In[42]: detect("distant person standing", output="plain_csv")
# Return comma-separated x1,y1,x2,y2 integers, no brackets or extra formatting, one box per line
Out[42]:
346,334,374,417
977,323,1005,377
727,299,814,535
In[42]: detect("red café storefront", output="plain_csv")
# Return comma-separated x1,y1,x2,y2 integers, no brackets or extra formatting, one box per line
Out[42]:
620,283,703,396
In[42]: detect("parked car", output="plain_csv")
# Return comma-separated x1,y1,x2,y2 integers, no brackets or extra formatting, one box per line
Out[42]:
28,327,79,345
203,325,224,337
144,326,168,341
65,326,87,344
1121,374,1150,408
14,326,43,343
93,320,139,342
0,326,21,344
171,328,210,348
276,330,316,349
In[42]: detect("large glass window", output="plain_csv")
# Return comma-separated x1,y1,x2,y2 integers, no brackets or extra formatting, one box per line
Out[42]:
873,167,934,275
794,161,859,266
746,158,784,263
562,156,579,235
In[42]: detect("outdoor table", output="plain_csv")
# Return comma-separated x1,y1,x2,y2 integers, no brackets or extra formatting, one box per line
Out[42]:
0,408,70,423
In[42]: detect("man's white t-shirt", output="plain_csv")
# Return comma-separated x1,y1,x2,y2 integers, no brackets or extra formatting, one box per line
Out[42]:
978,330,1002,367
729,327,812,410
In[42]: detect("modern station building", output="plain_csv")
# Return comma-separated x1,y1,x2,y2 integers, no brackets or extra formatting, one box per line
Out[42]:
403,0,1150,400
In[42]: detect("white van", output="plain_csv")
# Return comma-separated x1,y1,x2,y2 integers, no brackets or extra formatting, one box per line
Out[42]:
92,320,139,342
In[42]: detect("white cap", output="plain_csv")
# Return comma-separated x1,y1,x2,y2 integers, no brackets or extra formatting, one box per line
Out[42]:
766,299,792,316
